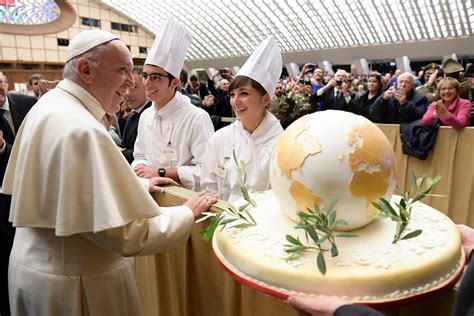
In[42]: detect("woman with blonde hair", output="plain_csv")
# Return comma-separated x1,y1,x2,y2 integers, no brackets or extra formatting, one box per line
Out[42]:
421,77,471,129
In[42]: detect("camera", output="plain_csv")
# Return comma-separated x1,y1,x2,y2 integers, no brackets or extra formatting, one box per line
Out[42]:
335,80,343,85
394,88,404,95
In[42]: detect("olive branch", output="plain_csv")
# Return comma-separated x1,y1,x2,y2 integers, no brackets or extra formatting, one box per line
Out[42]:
371,172,442,244
284,199,357,275
199,149,257,242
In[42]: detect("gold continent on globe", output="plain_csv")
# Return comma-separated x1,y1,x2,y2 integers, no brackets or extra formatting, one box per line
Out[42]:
270,110,397,230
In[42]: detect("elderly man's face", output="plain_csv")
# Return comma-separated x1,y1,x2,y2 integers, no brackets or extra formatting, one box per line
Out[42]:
397,73,414,92
125,73,147,110
89,41,134,114
0,75,8,106
219,79,229,91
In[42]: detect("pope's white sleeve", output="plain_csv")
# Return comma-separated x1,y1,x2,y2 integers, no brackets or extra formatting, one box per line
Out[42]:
81,206,194,256
131,114,150,169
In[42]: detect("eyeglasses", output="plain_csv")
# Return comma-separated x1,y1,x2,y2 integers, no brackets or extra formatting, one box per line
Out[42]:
141,72,169,83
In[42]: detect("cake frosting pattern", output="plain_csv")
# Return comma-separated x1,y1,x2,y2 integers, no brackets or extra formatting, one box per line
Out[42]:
213,191,463,302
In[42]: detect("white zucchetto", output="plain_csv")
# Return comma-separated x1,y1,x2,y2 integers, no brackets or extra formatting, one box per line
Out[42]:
145,18,193,78
235,37,282,98
66,30,119,62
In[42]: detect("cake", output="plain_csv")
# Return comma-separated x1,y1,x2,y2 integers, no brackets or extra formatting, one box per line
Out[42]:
212,111,463,303
213,191,463,302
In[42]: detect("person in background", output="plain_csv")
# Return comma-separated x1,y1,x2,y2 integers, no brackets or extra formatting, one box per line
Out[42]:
201,37,283,202
346,72,383,121
27,73,45,99
370,72,428,123
186,74,209,102
443,58,470,100
421,77,471,129
120,67,151,164
3,29,217,315
417,63,443,103
287,224,474,316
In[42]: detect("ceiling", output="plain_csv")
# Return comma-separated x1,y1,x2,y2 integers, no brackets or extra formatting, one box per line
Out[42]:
100,0,474,68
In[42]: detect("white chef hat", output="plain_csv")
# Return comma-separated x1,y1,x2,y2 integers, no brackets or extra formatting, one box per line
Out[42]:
66,30,119,62
236,37,282,98
145,18,193,78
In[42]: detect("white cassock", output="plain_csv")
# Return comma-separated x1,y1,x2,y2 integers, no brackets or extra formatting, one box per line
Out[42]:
131,92,214,191
200,112,283,202
3,79,195,315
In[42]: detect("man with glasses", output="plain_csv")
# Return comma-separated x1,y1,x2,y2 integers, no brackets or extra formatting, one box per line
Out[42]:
131,19,214,190
370,72,428,123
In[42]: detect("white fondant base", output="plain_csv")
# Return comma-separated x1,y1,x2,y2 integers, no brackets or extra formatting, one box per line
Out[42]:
213,191,463,302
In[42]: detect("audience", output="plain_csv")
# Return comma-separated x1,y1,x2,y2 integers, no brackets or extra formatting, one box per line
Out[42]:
370,72,428,123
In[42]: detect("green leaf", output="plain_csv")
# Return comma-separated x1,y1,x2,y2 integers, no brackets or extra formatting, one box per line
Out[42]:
410,171,418,189
238,202,250,213
219,218,238,225
328,210,337,227
371,213,389,219
334,219,348,226
286,234,303,245
307,226,320,244
317,251,326,275
330,243,338,257
401,229,423,240
285,245,305,253
336,232,358,238
378,198,398,217
200,216,223,242
314,234,329,246
326,197,339,214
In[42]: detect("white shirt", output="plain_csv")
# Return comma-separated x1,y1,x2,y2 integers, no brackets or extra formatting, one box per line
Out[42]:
132,92,214,190
201,111,283,202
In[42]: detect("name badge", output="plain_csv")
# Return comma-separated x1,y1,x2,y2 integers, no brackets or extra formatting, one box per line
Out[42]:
160,148,178,161
214,163,227,180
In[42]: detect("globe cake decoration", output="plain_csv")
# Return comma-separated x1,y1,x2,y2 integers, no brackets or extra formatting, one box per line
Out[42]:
270,110,397,230
212,110,464,305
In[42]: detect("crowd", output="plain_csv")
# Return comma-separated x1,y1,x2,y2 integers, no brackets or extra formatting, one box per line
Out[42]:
0,17,473,315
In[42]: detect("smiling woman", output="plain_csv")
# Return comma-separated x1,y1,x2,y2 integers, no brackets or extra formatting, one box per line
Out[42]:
200,37,284,202
421,77,471,129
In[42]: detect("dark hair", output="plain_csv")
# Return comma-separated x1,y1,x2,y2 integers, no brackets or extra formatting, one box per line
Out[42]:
367,72,384,93
189,75,198,81
132,66,143,75
28,73,45,85
228,76,267,96
179,69,187,84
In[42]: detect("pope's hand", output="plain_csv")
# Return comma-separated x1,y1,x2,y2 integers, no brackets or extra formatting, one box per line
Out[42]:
184,192,218,218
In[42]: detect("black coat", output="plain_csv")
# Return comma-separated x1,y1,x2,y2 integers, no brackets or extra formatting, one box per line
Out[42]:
370,90,428,124
121,102,151,164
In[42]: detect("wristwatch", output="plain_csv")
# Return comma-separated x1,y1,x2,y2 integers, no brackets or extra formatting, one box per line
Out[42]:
158,168,166,177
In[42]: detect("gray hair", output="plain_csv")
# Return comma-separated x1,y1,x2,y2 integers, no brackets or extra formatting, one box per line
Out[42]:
63,42,111,80
399,72,416,83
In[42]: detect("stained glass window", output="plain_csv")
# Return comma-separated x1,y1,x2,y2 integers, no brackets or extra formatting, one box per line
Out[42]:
0,0,60,25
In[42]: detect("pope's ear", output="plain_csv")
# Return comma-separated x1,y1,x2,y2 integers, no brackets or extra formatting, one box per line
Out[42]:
76,58,94,84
